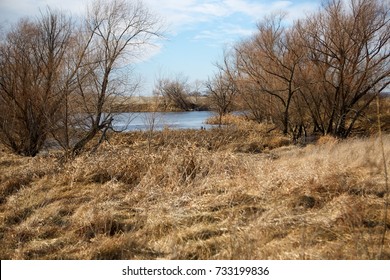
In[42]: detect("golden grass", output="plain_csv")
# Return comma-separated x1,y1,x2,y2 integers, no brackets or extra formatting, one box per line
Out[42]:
0,127,389,259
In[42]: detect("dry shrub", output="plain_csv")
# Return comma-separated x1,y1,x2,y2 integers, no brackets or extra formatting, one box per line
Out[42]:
108,120,288,155
206,114,276,133
205,114,248,125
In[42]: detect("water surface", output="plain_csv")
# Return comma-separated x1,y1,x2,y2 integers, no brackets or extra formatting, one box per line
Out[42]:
112,111,217,131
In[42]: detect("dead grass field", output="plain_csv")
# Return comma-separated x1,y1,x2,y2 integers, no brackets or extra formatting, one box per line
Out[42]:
0,122,389,259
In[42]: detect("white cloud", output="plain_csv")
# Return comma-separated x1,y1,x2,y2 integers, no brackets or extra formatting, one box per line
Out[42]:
272,0,293,9
191,2,230,17
145,0,257,30
0,0,87,24
143,0,319,36
193,23,255,46
131,42,164,63
0,0,321,81
0,1,319,41
1,0,320,32
224,0,265,18
37,0,87,13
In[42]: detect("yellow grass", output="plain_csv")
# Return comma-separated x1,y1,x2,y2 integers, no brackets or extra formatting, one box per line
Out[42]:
0,127,389,259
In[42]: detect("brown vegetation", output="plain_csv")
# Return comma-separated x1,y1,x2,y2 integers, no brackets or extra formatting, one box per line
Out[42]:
205,69,238,126
0,0,162,157
218,0,390,139
0,123,389,259
0,0,389,261
111,96,211,113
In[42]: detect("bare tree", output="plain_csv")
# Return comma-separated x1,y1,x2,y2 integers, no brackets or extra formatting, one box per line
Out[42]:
190,79,205,105
0,0,162,156
205,71,237,127
220,0,389,139
69,0,162,155
297,0,390,137
0,10,73,156
141,93,164,153
234,13,305,135
154,74,194,111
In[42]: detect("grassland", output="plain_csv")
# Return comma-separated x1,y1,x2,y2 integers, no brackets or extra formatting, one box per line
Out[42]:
0,118,389,260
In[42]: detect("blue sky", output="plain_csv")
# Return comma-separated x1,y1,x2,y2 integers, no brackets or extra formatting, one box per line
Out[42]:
0,0,321,95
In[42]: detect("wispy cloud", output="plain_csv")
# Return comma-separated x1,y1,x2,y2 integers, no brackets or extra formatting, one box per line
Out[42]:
193,23,255,47
0,0,321,85
144,0,319,41
0,0,87,27
0,0,319,46
131,42,164,63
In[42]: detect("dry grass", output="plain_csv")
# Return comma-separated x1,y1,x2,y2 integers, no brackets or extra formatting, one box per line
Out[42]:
0,126,389,259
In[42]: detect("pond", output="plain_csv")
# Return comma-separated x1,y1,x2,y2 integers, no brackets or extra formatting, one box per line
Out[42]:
111,111,218,131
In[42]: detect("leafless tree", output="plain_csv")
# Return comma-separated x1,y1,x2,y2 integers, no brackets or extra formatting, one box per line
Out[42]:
297,0,390,137
220,0,389,139
154,74,194,111
205,71,237,127
0,10,73,156
141,93,164,153
0,0,162,156
190,79,205,104
234,13,305,135
69,0,162,155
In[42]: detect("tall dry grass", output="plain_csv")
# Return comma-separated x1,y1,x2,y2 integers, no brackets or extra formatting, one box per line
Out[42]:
0,127,389,259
